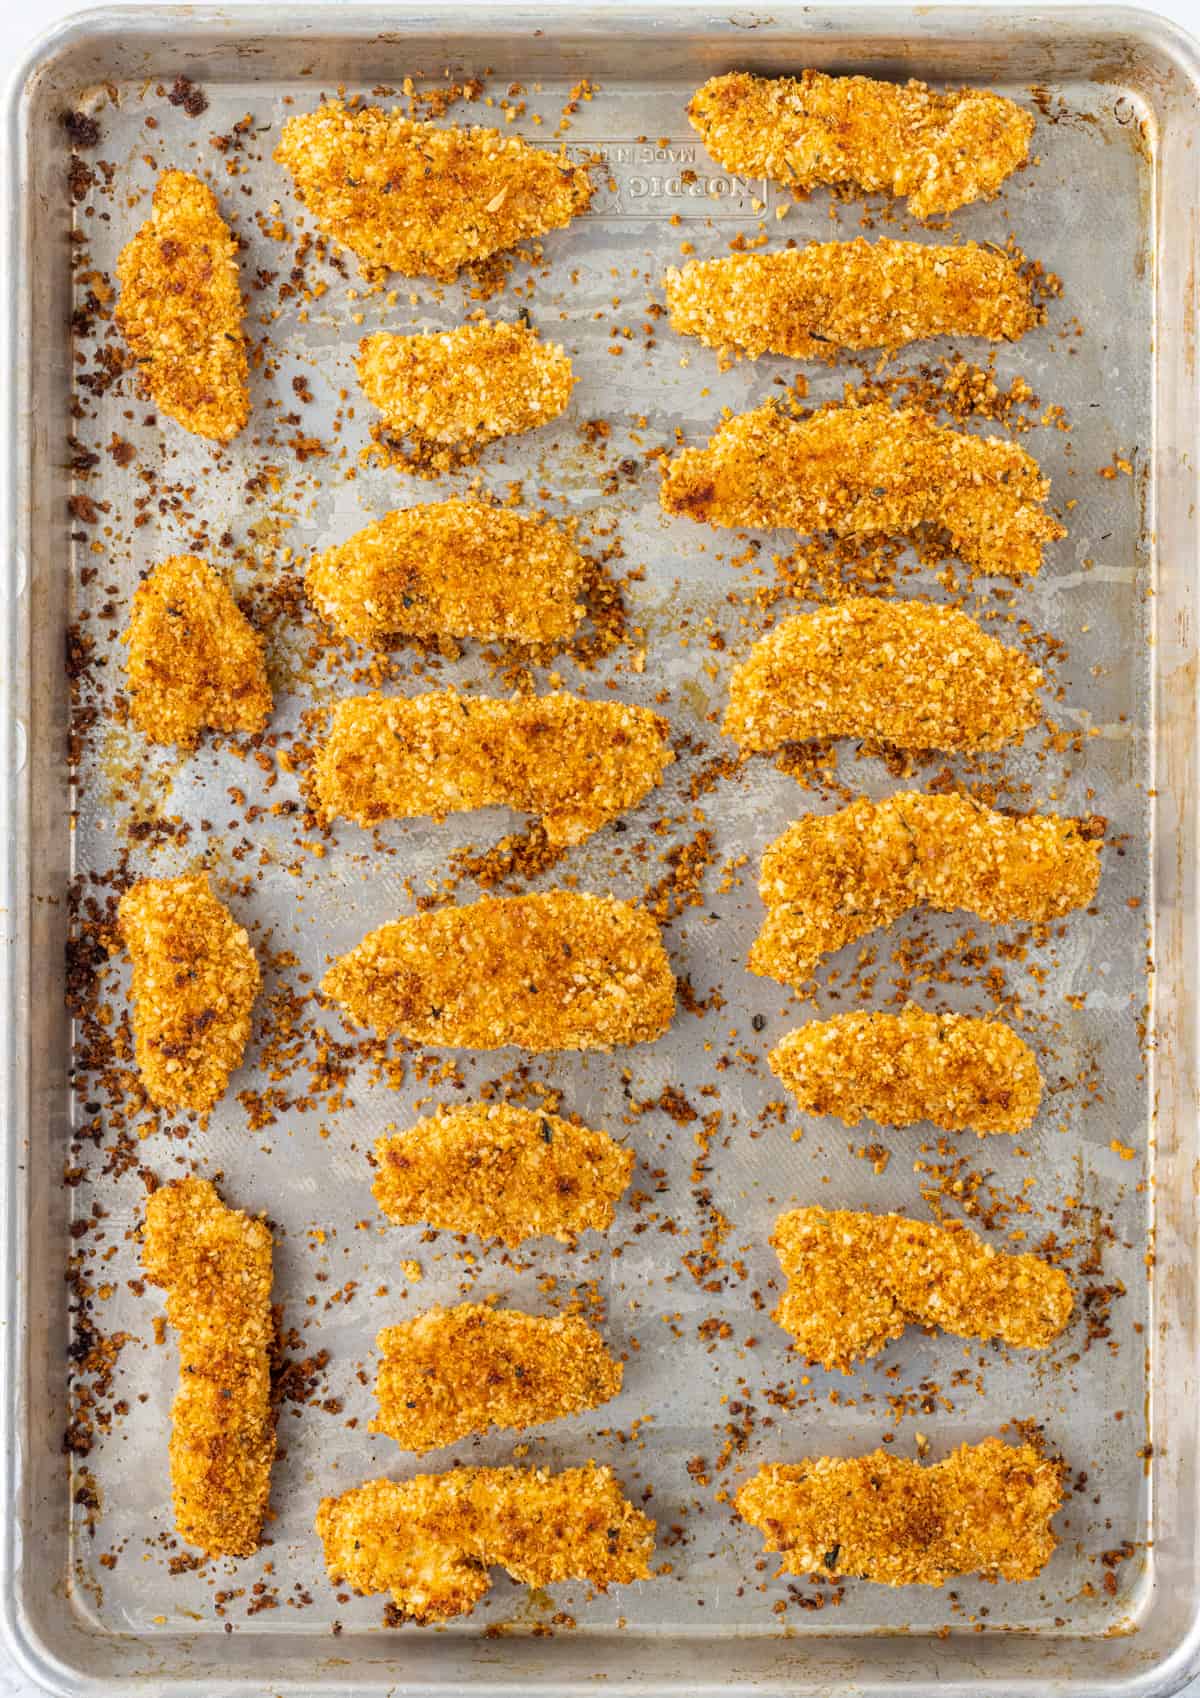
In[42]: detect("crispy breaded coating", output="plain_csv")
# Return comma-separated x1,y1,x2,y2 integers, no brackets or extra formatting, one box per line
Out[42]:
313,690,672,845
122,554,272,749
725,599,1041,755
142,1177,275,1558
736,1438,1062,1587
752,790,1101,986
114,170,249,442
372,1304,622,1453
664,239,1039,362
661,402,1063,576
118,872,261,1113
689,71,1034,219
305,500,585,650
357,322,573,464
274,99,592,282
771,1206,1072,1371
324,891,675,1051
317,1463,654,1623
769,1008,1042,1136
372,1101,634,1246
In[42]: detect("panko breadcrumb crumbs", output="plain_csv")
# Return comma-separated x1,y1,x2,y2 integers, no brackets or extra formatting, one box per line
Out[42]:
736,1438,1062,1586
660,402,1063,576
142,1177,275,1558
274,99,593,282
122,554,272,749
689,71,1034,218
372,1101,634,1246
769,1007,1043,1136
316,1463,655,1622
313,690,673,845
770,1205,1073,1371
323,890,675,1051
752,789,1102,986
114,169,250,442
304,499,586,649
371,1304,622,1453
664,239,1039,362
118,872,261,1113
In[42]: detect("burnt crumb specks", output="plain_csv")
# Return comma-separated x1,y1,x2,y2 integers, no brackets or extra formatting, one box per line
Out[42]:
167,75,209,118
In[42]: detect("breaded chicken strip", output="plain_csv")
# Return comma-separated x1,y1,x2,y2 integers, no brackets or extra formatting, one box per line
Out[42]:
275,99,592,282
118,872,261,1113
689,71,1034,219
665,239,1038,362
313,690,672,844
661,402,1063,576
736,1438,1062,1587
769,1008,1042,1136
372,1304,622,1453
142,1177,275,1558
725,599,1041,756
358,322,573,465
115,170,249,442
123,554,272,749
324,891,675,1051
752,791,1102,986
372,1101,634,1246
316,1463,655,1622
771,1206,1072,1371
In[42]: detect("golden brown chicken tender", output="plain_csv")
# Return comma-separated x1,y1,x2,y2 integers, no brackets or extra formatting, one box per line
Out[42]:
115,170,249,442
142,1177,275,1558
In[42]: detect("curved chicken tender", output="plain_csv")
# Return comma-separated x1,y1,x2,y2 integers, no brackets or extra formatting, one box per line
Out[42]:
661,402,1063,577
313,690,672,844
372,1101,634,1246
275,99,592,282
142,1177,275,1558
665,239,1039,362
305,499,584,650
771,1205,1072,1371
115,170,249,442
123,554,272,748
725,599,1041,755
316,1463,655,1623
769,1008,1043,1136
372,1304,622,1453
736,1438,1062,1587
324,890,675,1051
119,872,261,1113
752,791,1102,986
689,71,1034,219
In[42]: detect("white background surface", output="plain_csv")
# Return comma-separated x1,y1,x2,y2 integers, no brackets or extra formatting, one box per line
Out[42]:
2,0,1196,1694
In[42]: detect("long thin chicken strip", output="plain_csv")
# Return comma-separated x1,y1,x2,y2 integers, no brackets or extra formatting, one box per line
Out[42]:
371,1304,622,1453
324,891,675,1050
661,402,1063,576
115,170,249,442
769,1008,1042,1136
771,1206,1072,1371
317,1463,655,1622
752,790,1102,986
664,239,1039,362
689,71,1034,218
275,99,592,282
725,599,1041,755
123,554,272,748
142,1177,275,1558
305,500,586,649
118,872,261,1113
372,1101,634,1246
736,1438,1062,1587
313,690,672,844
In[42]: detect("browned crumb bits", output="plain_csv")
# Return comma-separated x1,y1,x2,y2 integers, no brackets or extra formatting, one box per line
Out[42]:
114,169,249,442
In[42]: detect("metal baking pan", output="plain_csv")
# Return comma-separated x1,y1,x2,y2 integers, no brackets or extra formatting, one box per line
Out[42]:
2,4,1198,1693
